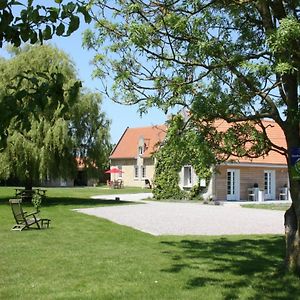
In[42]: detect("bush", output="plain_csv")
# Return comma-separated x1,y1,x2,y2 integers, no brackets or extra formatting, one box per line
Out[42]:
32,193,42,210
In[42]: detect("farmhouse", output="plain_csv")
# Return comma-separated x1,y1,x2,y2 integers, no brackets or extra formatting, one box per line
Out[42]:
110,125,167,187
110,121,289,201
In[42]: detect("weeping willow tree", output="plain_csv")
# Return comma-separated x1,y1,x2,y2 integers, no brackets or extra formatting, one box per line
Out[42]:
70,91,112,181
0,45,111,189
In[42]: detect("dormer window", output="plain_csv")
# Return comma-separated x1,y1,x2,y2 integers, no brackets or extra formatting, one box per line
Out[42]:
138,145,144,156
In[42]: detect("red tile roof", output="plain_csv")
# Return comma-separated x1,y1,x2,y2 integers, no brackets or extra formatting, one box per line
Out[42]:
214,119,287,165
111,120,287,165
110,125,167,159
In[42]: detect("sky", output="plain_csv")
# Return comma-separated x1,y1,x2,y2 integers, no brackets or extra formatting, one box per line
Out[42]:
49,25,170,144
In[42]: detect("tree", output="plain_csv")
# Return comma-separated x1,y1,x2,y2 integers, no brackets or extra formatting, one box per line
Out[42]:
84,1,300,272
0,45,111,189
70,91,112,180
0,0,91,47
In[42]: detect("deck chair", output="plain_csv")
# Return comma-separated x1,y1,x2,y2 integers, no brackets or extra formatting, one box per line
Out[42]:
9,199,46,231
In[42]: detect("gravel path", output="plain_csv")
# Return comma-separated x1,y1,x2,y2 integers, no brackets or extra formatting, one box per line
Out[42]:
75,193,285,236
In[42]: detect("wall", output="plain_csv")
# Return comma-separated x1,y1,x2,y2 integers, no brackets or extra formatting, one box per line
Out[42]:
111,158,155,188
178,166,198,189
215,164,289,201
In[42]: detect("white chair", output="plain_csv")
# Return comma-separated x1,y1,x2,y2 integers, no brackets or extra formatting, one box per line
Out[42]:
279,187,288,200
248,188,256,201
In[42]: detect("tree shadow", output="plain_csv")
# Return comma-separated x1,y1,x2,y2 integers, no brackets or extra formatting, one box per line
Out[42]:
160,237,299,299
0,196,136,207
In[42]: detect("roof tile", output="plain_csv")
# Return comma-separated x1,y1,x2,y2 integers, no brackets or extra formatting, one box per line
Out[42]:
110,125,167,159
111,120,287,165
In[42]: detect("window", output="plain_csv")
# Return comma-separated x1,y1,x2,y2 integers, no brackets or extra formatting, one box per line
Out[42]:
141,166,146,178
183,166,192,187
134,166,139,179
264,171,271,195
227,171,235,196
138,146,144,156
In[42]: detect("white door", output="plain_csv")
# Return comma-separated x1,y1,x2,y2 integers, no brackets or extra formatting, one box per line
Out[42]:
264,170,275,200
227,169,240,201
183,166,192,187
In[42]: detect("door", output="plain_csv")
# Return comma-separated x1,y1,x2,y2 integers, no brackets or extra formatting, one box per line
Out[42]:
226,169,240,201
264,170,275,200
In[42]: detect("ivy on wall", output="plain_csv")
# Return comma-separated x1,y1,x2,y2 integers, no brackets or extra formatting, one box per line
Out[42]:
153,114,216,200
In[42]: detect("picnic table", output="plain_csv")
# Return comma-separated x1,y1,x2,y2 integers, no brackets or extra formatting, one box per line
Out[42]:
15,188,47,199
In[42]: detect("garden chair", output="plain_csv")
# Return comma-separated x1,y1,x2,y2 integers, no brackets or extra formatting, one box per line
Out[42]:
9,199,50,231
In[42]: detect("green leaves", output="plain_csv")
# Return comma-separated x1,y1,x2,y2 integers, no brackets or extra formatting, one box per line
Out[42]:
0,1,92,47
268,17,300,53
153,115,215,200
43,25,52,40
0,45,78,181
56,23,65,36
86,0,299,124
0,44,111,185
67,15,80,35
0,0,7,10
267,17,300,76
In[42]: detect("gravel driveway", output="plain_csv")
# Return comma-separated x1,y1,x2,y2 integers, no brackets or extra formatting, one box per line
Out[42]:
75,193,285,236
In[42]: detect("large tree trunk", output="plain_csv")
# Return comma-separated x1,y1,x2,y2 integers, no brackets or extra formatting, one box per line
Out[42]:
284,167,300,273
284,204,300,272
23,177,33,202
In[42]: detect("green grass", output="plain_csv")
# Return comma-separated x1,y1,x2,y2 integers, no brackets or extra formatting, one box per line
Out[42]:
1,185,149,199
1,187,299,299
241,203,290,211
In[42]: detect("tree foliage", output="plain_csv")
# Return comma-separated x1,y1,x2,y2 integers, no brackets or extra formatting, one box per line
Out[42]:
83,0,296,160
0,45,111,187
70,91,112,178
85,1,300,272
0,0,91,47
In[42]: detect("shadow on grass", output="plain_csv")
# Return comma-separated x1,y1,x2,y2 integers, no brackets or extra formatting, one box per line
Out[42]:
0,196,135,207
160,237,299,299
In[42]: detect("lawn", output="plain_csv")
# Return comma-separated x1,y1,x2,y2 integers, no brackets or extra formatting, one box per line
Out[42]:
1,187,299,299
241,203,290,211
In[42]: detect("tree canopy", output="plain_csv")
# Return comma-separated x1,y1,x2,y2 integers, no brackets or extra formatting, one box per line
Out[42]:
0,45,111,188
84,1,298,159
70,91,112,179
0,0,91,47
85,1,300,272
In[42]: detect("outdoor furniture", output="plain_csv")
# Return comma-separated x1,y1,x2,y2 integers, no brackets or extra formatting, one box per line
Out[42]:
107,180,117,189
113,179,123,189
9,199,50,231
15,188,47,200
144,179,152,189
279,187,289,200
248,188,257,201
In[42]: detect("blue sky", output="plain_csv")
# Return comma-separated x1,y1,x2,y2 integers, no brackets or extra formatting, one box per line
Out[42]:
50,26,170,144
